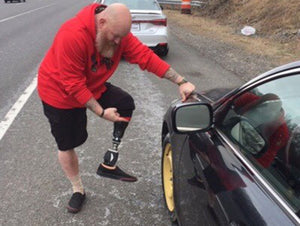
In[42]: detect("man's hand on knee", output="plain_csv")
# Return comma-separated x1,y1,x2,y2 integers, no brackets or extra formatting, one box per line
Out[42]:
101,107,130,122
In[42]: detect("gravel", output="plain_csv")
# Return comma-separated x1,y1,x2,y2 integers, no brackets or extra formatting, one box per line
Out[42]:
167,19,278,82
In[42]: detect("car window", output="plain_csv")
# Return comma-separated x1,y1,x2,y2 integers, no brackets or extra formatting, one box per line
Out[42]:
103,0,161,10
220,74,300,213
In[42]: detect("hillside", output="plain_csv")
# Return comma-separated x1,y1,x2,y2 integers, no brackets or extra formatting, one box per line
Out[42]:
163,0,300,65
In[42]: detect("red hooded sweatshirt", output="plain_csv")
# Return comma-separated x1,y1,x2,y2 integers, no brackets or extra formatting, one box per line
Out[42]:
38,3,170,109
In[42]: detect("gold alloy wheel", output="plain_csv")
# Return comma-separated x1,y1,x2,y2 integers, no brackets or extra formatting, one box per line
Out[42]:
163,143,175,212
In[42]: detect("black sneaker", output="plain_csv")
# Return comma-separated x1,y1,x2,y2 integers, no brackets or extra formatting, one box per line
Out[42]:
97,164,137,182
67,192,86,213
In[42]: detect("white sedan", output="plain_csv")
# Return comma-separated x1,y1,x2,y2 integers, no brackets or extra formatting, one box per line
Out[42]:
94,0,169,57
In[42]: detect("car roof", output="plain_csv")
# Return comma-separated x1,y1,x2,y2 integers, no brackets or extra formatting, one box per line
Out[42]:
212,60,300,108
242,60,300,88
99,0,162,11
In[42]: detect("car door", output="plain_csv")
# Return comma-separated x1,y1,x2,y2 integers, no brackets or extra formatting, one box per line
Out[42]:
187,124,260,225
173,92,266,225
212,72,300,225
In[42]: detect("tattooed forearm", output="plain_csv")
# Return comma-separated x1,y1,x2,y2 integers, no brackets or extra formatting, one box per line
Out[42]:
85,97,103,116
163,68,182,84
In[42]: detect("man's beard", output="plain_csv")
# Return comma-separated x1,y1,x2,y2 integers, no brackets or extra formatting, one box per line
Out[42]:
95,31,118,58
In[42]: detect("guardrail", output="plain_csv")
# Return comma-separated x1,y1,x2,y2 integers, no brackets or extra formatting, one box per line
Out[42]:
157,0,207,7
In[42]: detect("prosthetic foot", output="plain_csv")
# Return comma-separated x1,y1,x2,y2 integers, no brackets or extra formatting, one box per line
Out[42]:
97,164,137,182
97,122,137,182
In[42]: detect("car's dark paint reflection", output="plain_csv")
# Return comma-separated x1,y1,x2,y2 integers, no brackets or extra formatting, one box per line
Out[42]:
162,61,300,226
171,125,295,225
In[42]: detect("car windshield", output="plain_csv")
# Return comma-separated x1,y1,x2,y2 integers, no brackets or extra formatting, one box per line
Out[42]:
103,0,161,10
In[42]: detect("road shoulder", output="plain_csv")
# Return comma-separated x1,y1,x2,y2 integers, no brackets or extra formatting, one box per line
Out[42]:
165,9,298,81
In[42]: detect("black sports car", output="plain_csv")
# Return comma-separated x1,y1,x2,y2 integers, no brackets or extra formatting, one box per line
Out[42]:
161,61,300,226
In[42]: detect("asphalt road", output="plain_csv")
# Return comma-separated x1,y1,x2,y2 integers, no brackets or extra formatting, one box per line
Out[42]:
0,0,244,225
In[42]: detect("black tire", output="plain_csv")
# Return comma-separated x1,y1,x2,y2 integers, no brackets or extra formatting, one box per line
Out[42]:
161,135,178,225
159,46,169,57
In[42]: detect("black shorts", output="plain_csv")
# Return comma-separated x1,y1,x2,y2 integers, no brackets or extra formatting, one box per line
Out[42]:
42,83,135,151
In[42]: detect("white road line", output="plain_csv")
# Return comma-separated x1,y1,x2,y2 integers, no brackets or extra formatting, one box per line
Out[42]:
0,4,55,23
0,76,37,141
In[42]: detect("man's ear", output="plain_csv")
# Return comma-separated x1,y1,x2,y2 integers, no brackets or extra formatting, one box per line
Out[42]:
97,18,106,29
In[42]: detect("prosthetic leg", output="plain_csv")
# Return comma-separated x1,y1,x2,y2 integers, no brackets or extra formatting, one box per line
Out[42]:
96,121,137,182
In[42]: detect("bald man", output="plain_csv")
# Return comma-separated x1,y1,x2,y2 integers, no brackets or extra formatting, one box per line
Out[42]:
38,3,195,213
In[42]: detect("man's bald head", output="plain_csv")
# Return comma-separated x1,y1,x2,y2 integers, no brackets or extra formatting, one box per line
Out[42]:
95,3,131,58
97,3,131,37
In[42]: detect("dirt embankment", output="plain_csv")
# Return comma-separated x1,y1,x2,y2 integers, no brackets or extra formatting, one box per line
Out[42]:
204,0,299,41
164,0,300,66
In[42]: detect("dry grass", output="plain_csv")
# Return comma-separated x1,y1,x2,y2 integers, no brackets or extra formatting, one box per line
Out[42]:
164,1,300,65
225,0,300,36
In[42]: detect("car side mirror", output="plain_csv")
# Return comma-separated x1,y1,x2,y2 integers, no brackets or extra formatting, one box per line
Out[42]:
173,103,213,133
